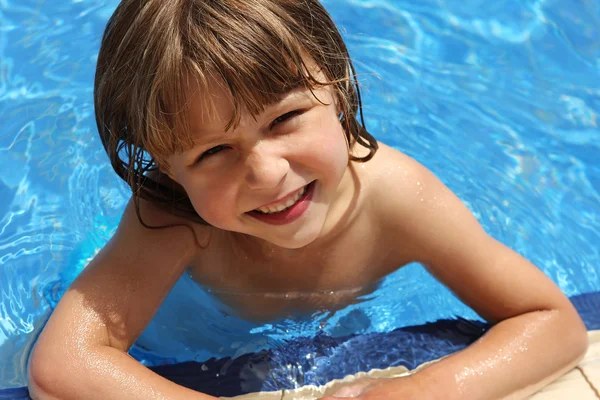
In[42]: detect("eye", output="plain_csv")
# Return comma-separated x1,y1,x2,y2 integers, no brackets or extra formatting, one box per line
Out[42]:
196,145,228,163
270,109,304,129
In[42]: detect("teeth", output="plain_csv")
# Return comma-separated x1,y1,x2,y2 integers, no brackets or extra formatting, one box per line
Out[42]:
256,186,307,214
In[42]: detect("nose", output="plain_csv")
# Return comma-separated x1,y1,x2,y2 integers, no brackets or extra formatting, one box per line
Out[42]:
244,143,289,190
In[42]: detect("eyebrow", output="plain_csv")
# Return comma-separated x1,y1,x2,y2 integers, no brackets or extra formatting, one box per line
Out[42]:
195,134,228,146
187,130,230,153
188,86,326,152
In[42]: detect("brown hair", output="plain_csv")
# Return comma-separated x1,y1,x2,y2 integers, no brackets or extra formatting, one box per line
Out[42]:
95,0,378,225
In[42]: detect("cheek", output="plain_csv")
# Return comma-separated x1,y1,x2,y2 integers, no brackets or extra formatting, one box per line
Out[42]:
313,122,349,174
183,180,237,226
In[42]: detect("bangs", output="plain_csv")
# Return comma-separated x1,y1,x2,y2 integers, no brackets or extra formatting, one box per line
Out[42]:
151,1,340,166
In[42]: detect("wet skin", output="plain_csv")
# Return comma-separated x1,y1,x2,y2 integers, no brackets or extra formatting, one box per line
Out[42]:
29,77,588,400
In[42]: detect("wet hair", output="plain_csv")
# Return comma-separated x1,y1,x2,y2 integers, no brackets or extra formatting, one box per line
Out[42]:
95,0,378,225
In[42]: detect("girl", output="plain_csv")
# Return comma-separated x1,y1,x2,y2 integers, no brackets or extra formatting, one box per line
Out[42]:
28,1,588,399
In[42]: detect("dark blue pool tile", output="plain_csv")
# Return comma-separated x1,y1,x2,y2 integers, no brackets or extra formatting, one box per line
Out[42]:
144,317,490,397
571,292,600,330
0,388,29,400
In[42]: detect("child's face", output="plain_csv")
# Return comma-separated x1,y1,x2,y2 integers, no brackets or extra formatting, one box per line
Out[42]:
166,76,351,249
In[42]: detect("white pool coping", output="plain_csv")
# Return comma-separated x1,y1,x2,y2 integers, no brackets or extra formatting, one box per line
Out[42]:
225,330,600,400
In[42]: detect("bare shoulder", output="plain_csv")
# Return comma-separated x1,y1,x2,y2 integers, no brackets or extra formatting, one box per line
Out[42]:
361,142,486,259
362,142,443,221
91,194,208,301
115,196,208,260
34,196,208,357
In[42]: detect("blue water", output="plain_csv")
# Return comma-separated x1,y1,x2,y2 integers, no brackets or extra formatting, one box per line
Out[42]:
1,0,599,391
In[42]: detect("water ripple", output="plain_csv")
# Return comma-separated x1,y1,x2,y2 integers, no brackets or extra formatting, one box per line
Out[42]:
0,0,598,389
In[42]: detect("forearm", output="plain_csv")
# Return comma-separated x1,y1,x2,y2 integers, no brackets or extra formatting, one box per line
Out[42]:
29,344,218,400
413,309,588,400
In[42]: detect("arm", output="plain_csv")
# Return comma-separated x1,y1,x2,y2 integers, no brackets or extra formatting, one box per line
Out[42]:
407,245,587,400
363,150,588,400
28,199,218,400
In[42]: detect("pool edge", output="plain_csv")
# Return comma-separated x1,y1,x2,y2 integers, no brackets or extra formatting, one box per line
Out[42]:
224,329,600,400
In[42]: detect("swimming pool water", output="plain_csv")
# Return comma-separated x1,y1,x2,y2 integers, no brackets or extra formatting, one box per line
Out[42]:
0,0,599,391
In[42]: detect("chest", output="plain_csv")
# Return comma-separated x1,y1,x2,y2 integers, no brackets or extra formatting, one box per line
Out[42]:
187,220,403,321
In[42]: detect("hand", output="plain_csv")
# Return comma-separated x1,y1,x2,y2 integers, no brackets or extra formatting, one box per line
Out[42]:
318,375,423,400
320,378,378,399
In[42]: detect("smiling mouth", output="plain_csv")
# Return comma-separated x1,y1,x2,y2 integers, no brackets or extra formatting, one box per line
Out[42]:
254,185,308,214
246,181,316,225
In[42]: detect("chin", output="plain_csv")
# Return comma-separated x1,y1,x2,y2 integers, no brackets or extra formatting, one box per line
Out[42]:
263,229,321,249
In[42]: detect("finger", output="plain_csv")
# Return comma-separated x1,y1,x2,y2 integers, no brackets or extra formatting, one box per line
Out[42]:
331,386,361,397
